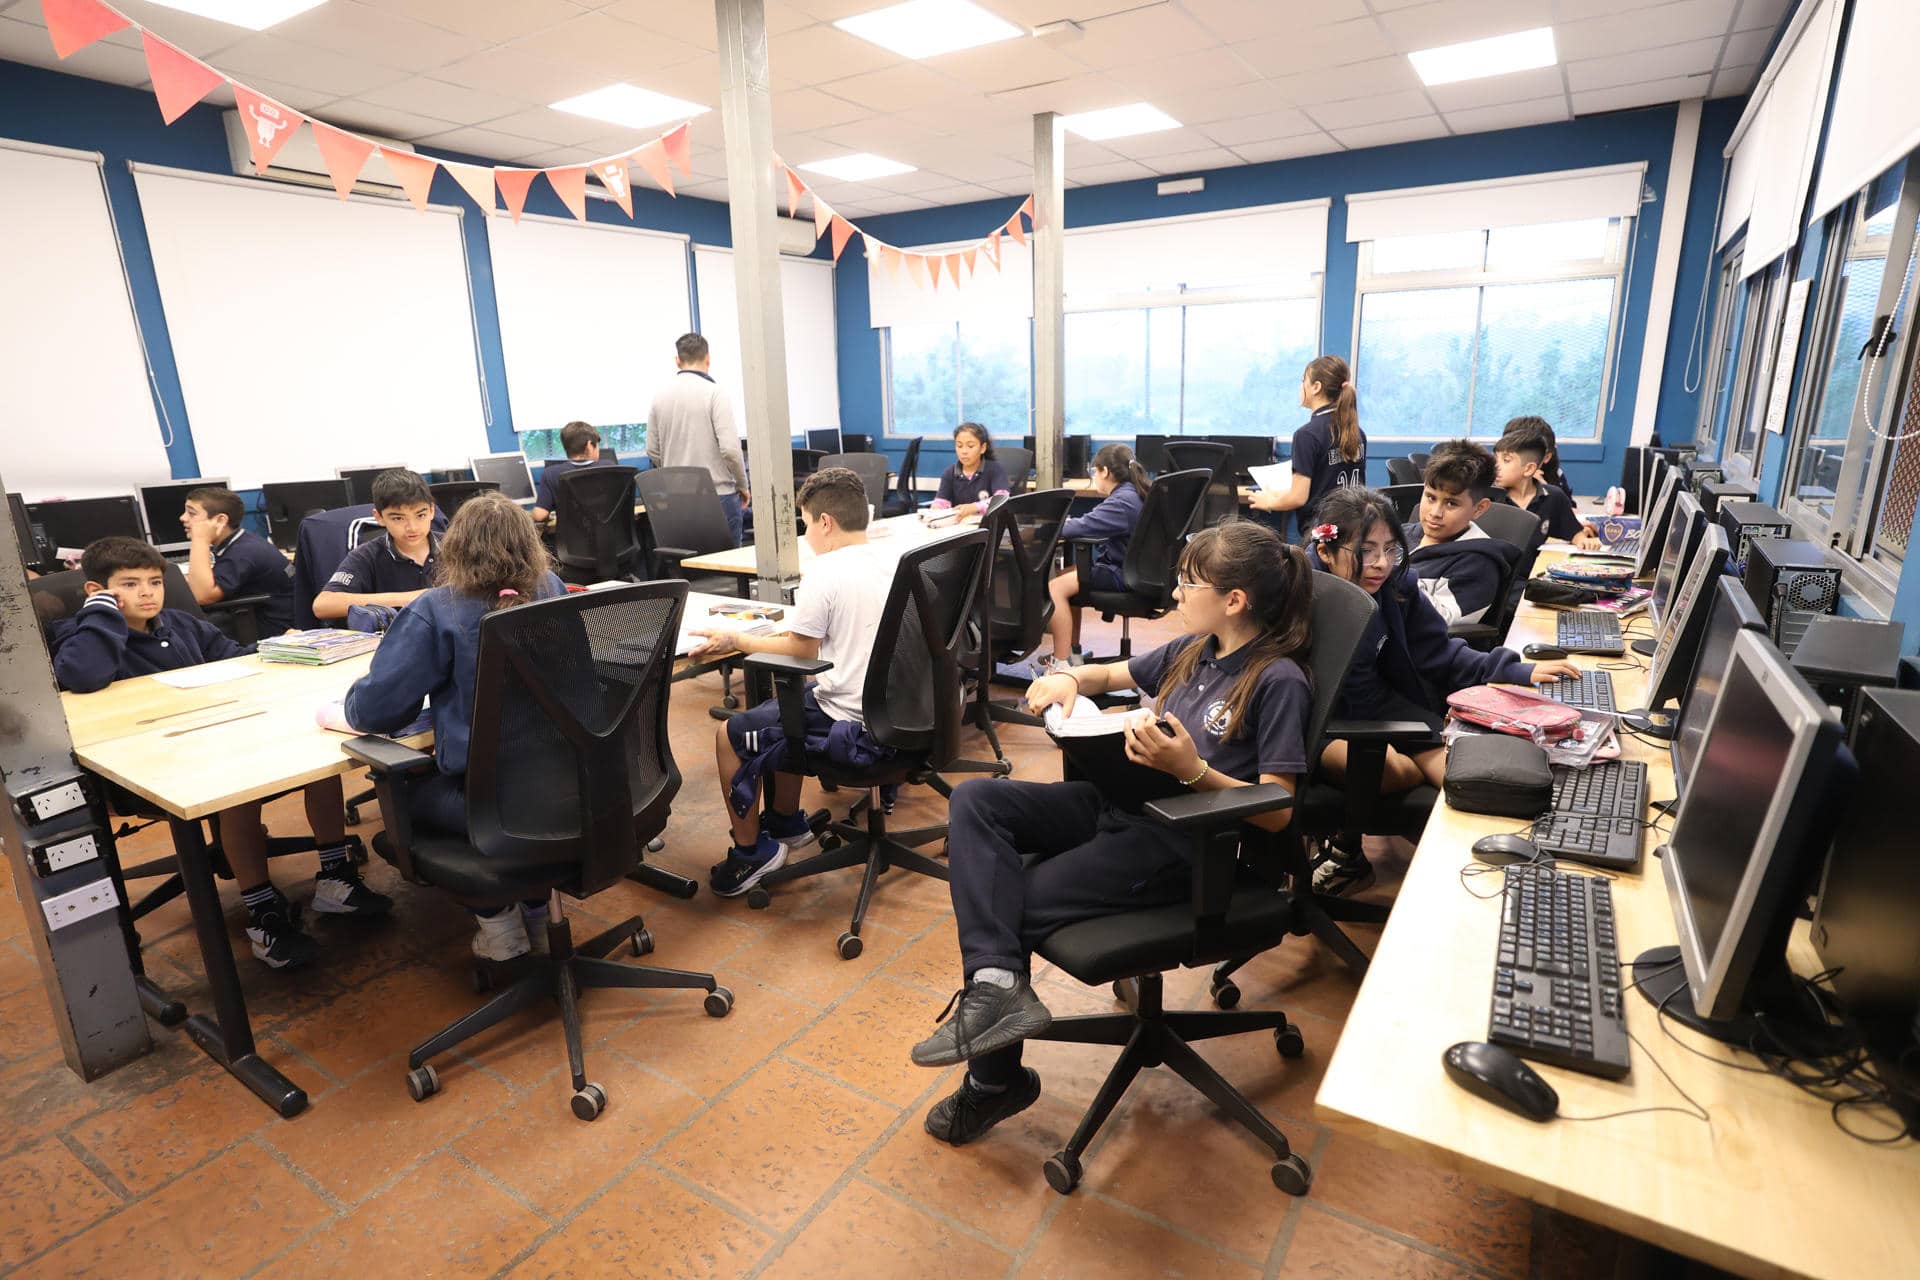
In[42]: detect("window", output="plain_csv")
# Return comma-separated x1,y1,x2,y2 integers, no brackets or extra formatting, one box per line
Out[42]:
1353,217,1629,439
520,424,647,462
1729,262,1791,474
1697,245,1750,456
883,318,1031,438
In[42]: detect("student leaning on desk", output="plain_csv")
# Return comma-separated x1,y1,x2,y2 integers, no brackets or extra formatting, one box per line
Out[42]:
51,537,390,970
179,484,298,634
311,469,439,622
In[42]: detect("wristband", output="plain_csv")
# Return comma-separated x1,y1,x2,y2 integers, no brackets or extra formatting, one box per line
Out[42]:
1179,762,1209,788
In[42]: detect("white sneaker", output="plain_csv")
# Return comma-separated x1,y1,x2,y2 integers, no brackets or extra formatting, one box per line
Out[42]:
521,906,551,957
472,910,531,962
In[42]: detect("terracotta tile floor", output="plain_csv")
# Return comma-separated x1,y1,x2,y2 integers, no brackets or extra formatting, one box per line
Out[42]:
0,612,1683,1279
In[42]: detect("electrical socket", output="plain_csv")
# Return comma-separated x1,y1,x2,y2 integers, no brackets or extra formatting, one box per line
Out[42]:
40,880,120,932
30,831,101,877
20,780,88,824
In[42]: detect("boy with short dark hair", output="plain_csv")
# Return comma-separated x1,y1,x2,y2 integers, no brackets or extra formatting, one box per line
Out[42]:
685,467,892,897
531,421,614,523
181,485,297,634
312,469,439,621
52,537,389,969
1405,441,1511,625
1493,420,1600,550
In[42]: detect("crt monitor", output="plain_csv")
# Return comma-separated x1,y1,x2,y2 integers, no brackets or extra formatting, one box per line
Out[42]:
1638,631,1849,1041
1671,575,1769,795
136,477,228,555
1633,460,1682,580
1206,434,1275,480
24,495,143,558
1643,524,1731,714
1648,490,1707,629
806,428,843,455
1133,434,1174,475
470,453,537,503
260,479,351,551
336,465,405,507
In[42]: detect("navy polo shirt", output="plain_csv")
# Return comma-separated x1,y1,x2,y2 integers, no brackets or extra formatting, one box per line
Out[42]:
1289,406,1367,540
535,458,614,512
324,533,440,596
1128,634,1312,783
211,527,295,634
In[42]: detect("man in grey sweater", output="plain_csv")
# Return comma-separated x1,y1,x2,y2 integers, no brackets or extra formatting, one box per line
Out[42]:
648,332,750,546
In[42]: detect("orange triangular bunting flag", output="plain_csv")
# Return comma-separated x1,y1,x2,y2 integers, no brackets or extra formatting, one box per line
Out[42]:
591,156,634,217
880,245,903,278
311,123,374,199
1020,195,1035,221
662,122,692,177
546,166,588,221
1006,211,1026,248
963,246,978,276
813,194,833,240
906,253,929,289
830,215,855,261
381,148,438,213
786,166,806,218
495,168,539,222
43,0,128,60
945,253,964,287
142,33,225,126
634,140,675,197
987,230,1003,269
444,161,495,213
230,85,304,174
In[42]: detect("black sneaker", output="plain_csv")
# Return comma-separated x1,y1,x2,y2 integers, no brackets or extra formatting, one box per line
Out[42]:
310,866,394,916
911,978,1053,1067
709,834,787,898
925,1068,1042,1145
1311,846,1375,897
246,902,320,970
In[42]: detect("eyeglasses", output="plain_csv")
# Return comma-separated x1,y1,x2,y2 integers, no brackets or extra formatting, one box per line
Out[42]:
1339,545,1403,567
1175,578,1221,593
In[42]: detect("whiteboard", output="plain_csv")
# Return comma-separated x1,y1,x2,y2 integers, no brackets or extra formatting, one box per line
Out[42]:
0,140,169,500
487,213,692,435
132,165,488,489
692,248,841,434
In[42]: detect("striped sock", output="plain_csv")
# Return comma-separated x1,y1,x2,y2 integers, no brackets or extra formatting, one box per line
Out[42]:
316,843,353,879
240,882,280,920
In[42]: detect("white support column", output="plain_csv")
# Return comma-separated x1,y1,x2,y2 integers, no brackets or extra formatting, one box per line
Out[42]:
1032,113,1066,489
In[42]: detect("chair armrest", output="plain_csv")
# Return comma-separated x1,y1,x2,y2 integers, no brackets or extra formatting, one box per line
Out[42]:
651,545,697,575
1447,621,1500,651
339,735,434,883
205,593,272,644
1146,783,1293,934
1144,782,1293,830
1063,535,1099,582
743,654,834,766
1324,718,1437,745
341,736,435,775
743,654,832,678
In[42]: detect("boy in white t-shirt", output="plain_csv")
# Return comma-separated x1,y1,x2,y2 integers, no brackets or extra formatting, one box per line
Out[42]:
687,467,894,897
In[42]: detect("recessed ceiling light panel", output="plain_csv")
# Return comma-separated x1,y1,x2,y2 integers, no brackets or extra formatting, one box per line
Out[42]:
798,153,917,182
1060,103,1182,142
1409,27,1558,87
146,0,328,28
835,0,1023,60
550,84,710,130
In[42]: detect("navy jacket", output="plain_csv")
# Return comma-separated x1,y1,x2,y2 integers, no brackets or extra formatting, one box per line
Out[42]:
1402,522,1514,626
1060,482,1144,575
51,597,249,693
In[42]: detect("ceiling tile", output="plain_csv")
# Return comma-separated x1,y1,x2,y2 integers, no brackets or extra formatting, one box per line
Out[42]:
1062,159,1155,185
0,15,151,85
355,76,532,125
1237,19,1394,79
508,12,707,78
987,71,1133,115
1551,0,1671,19
482,105,614,146
1140,146,1241,175
210,77,338,116
781,0,890,21
1231,133,1343,164
771,87,871,133
1272,55,1422,105
1196,108,1318,147
771,22,902,86
1058,5,1220,70
521,144,601,167
926,37,1087,95
818,63,963,112
629,53,720,105
1101,126,1222,160
914,182,1009,205
1377,0,1556,52
1444,95,1570,133
1104,47,1262,100
1331,115,1450,149
896,144,1030,183
1555,0,1736,62
1710,62,1757,97
859,193,935,214
1310,88,1434,129
415,125,557,165
1565,35,1723,91
432,45,607,104
1061,136,1122,166
811,114,951,153
977,176,1035,196
90,0,250,59
1155,79,1307,125
1721,26,1773,67
1177,0,1369,41
1424,65,1567,112
319,102,460,141
600,0,720,49
1571,72,1714,114
215,33,408,98
267,2,490,75
380,0,593,45
1733,0,1790,31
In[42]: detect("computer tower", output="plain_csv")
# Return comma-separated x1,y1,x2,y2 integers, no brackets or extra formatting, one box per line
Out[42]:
1717,500,1791,565
1790,616,1905,726
1698,477,1757,517
1743,538,1842,659
1682,457,1724,493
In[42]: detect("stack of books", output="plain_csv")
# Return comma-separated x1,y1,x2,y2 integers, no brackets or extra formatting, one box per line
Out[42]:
257,630,380,666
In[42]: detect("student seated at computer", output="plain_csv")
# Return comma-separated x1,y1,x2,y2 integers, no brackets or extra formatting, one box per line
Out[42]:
52,537,389,969
180,485,296,634
1307,488,1578,895
311,469,439,623
927,422,1010,519
530,421,616,524
1494,418,1599,549
908,521,1313,1144
1039,443,1149,672
1405,441,1509,626
337,492,569,961
685,468,893,898
1248,354,1366,540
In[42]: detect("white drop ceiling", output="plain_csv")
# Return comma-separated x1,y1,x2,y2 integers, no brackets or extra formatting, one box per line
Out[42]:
0,0,1785,216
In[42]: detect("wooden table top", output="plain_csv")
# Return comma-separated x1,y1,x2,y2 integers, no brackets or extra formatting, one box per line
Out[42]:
62,652,380,751
1313,546,1920,1280
677,512,965,578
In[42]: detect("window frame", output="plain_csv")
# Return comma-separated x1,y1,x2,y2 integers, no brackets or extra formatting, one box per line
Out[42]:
1695,242,1748,456
1724,259,1792,482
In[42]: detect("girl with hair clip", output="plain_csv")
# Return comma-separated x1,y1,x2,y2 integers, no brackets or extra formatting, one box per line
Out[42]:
341,490,570,962
1039,442,1150,672
927,421,1011,520
1305,487,1579,896
1250,354,1367,541
910,520,1316,1146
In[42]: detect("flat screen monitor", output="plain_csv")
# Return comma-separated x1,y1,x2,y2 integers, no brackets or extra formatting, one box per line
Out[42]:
24,495,143,558
336,465,405,507
841,433,874,454
806,428,843,455
1654,631,1845,1034
1206,434,1275,479
470,453,537,503
260,479,351,551
137,477,228,554
1064,434,1093,479
1134,434,1173,475
1646,524,1730,713
1649,490,1706,628
1672,576,1769,795
1633,461,1682,580
7,492,37,566
600,446,619,465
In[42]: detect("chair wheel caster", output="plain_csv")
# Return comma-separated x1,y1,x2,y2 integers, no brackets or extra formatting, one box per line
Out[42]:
836,932,863,960
1043,1151,1081,1194
344,805,360,825
746,887,770,910
1211,979,1240,1009
1110,978,1133,1005
821,834,842,852
572,1082,607,1121
1271,1154,1312,1195
723,695,739,709
647,837,665,853
1275,1024,1305,1059
405,1064,439,1102
632,928,654,957
704,986,734,1017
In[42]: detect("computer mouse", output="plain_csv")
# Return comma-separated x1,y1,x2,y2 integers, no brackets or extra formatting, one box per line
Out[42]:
1471,833,1541,866
1522,643,1569,660
1442,1041,1558,1122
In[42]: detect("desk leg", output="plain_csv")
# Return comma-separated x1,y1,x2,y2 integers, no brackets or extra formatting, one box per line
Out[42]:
170,816,308,1118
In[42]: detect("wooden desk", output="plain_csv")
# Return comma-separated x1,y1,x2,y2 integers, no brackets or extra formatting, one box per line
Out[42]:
1314,548,1920,1279
62,652,379,751
677,513,962,582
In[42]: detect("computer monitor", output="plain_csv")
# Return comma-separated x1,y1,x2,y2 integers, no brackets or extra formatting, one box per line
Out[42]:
1672,576,1769,795
1637,631,1849,1042
1206,434,1275,480
600,446,619,465
1134,434,1173,475
335,465,405,507
841,433,874,454
806,428,843,455
1643,525,1731,714
24,495,143,558
136,477,228,555
260,479,351,551
7,492,38,568
1648,490,1707,629
1064,434,1093,480
1633,461,1682,580
470,453,537,503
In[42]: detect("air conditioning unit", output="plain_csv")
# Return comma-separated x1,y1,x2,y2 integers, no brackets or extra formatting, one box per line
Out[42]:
223,110,409,199
1743,537,1842,659
775,216,820,256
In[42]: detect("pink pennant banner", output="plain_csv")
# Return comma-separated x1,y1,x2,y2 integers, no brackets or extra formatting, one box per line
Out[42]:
785,165,806,219
311,123,373,199
945,253,964,287
634,140,675,197
813,194,833,241
592,156,634,217
495,168,539,222
662,122,693,178
547,166,589,222
906,253,929,289
444,161,496,214
830,215,856,261
142,33,225,125
381,148,439,213
1006,211,1027,248
231,85,303,174
43,0,128,60
962,246,978,276
880,245,903,278
987,230,1003,268
1019,195,1035,223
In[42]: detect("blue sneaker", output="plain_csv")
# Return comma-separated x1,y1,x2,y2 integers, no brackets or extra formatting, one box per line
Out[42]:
762,807,818,853
709,833,788,898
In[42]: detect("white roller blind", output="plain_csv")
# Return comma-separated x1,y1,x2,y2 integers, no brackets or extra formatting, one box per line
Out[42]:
868,236,1034,328
0,141,169,500
1064,200,1328,302
1344,164,1646,242
1718,107,1764,249
1732,0,1842,277
488,214,690,434
691,247,841,434
1808,0,1920,222
133,166,487,490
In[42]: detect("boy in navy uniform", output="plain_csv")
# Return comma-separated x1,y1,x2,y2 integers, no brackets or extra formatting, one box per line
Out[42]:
52,537,389,969
532,421,616,524
1494,419,1600,549
181,485,296,634
1404,441,1514,625
312,469,440,621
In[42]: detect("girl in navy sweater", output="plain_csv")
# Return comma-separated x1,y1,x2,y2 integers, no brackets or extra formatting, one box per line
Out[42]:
928,422,1011,518
1042,443,1148,671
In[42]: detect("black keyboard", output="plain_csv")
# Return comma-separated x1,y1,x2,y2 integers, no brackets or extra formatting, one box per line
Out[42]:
1488,867,1630,1079
1557,609,1625,654
1537,670,1616,713
1531,760,1647,869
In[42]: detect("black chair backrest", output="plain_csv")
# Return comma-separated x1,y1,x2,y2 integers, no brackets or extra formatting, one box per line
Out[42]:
551,465,641,581
30,563,205,639
896,437,922,497
1408,451,1431,469
1474,501,1546,627
635,466,733,568
997,446,1034,490
1121,468,1211,608
1382,484,1422,523
1386,456,1422,487
821,453,890,515
1302,574,1377,753
977,488,1075,664
792,448,827,479
1164,440,1237,528
862,530,990,766
464,582,686,897
429,481,499,518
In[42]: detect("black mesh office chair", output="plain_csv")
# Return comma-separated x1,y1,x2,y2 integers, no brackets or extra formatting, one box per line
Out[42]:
1449,503,1543,650
429,481,499,518
1068,468,1210,662
791,448,827,480
740,532,991,958
344,583,730,1119
821,453,890,513
634,467,743,593
883,437,923,518
996,446,1034,493
1385,457,1422,487
1382,483,1422,523
1164,440,1238,528
961,489,1075,769
549,465,641,584
1408,451,1431,470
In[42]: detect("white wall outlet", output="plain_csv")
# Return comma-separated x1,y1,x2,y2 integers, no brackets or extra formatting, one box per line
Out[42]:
40,880,120,931
32,832,101,877
22,780,88,823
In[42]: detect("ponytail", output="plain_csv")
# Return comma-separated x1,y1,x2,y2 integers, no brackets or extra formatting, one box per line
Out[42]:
1091,443,1149,499
1305,354,1362,464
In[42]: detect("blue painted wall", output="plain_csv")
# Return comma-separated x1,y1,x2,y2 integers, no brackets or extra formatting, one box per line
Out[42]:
1654,97,1743,446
